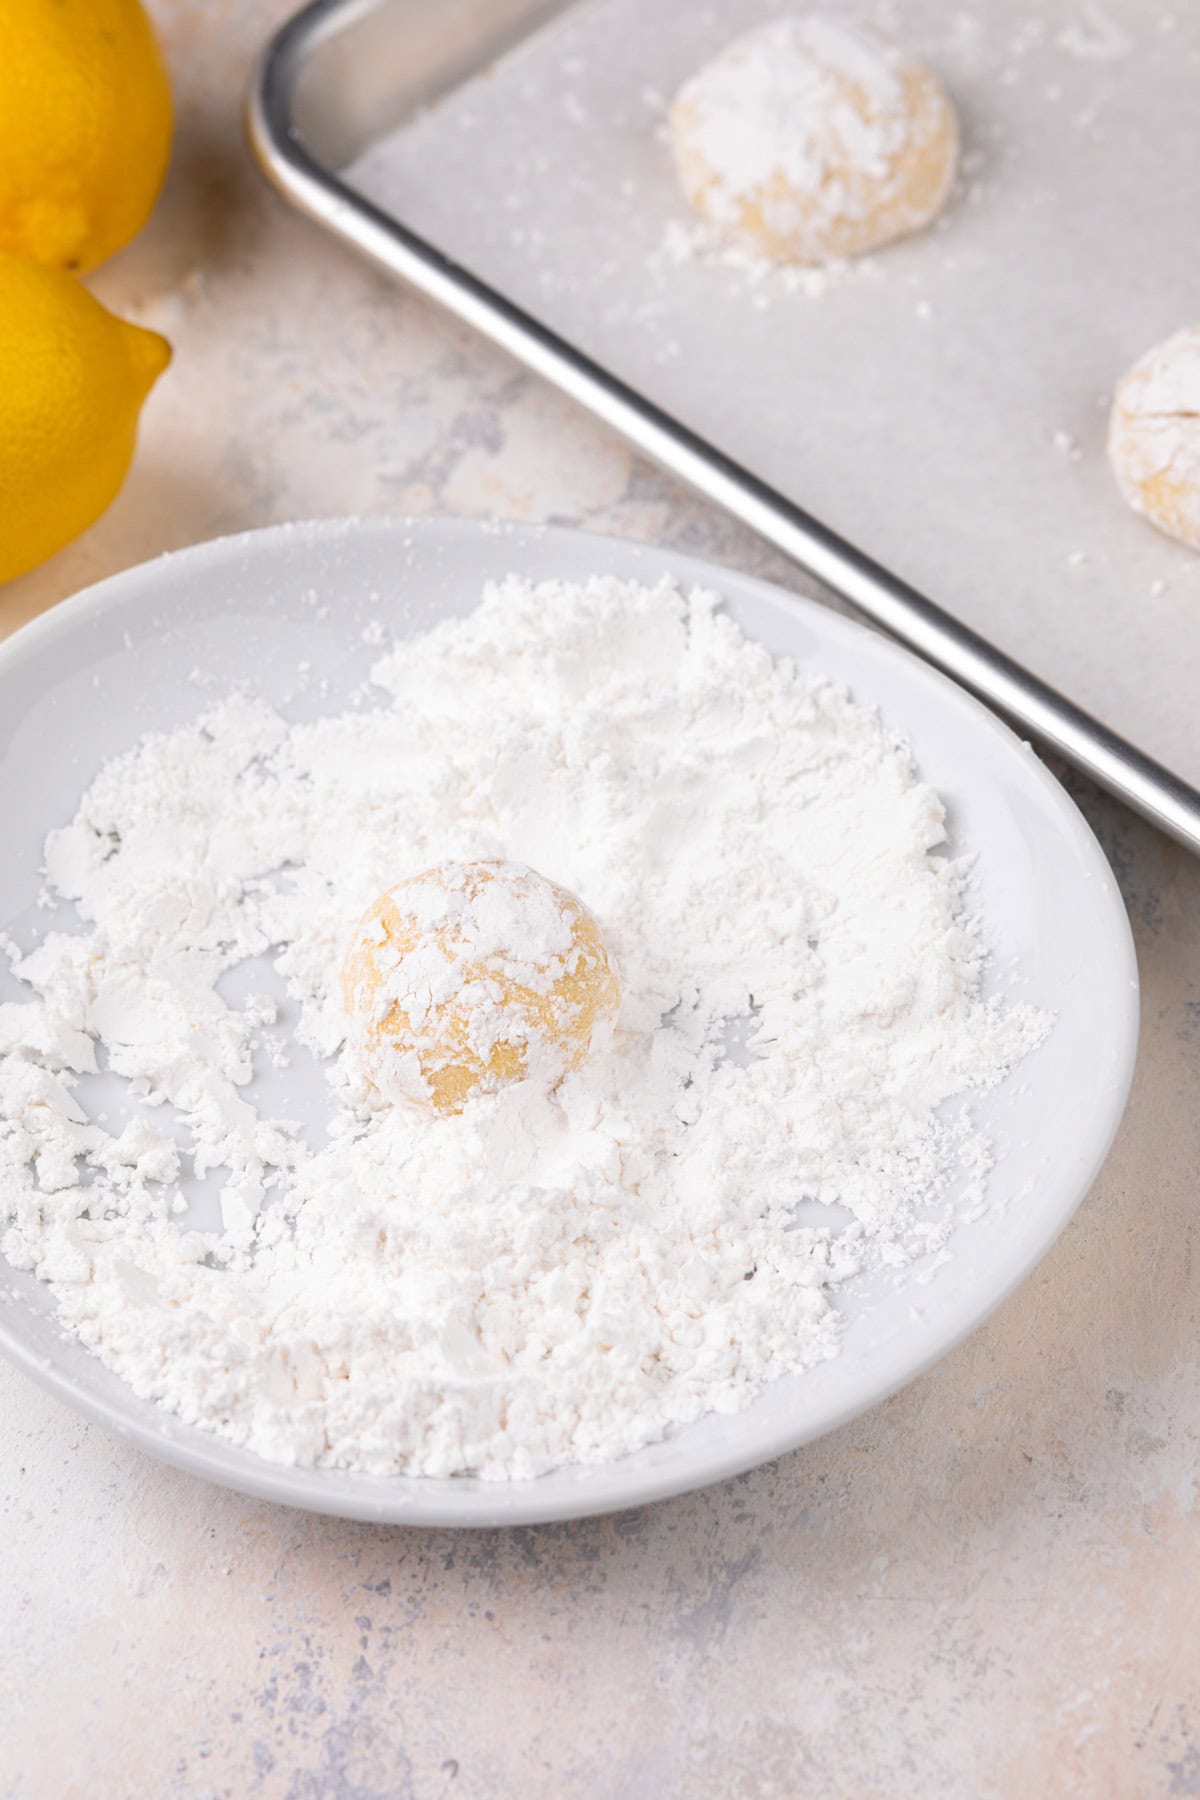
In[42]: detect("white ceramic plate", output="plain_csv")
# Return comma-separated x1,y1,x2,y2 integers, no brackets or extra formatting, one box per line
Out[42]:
0,518,1138,1526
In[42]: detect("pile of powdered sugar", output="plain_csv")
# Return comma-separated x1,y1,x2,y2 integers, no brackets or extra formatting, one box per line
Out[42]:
0,574,1048,1478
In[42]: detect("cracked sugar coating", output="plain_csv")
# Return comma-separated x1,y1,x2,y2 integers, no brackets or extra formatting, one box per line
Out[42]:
669,15,959,266
342,859,621,1112
1108,326,1200,553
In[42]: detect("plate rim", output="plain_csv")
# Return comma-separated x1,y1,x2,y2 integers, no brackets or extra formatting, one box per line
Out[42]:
0,516,1140,1526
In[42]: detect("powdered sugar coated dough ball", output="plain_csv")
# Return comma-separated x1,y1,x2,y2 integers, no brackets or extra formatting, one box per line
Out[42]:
1109,326,1200,552
341,859,621,1113
669,16,959,265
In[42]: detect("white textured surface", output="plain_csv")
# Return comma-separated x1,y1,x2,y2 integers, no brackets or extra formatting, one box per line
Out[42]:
1,2,1199,1794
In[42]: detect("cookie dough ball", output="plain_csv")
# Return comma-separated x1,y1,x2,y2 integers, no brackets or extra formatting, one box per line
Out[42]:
1109,326,1200,552
341,859,620,1113
669,16,959,265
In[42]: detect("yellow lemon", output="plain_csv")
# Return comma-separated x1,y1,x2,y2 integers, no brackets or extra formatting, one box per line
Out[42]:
0,0,172,273
0,253,170,582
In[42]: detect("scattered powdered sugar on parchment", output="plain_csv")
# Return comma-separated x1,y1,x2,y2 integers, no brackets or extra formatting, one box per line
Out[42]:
1056,6,1132,62
659,216,852,300
0,576,1049,1478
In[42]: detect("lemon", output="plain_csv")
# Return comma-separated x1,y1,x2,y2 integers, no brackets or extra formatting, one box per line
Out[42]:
0,253,170,582
0,0,172,273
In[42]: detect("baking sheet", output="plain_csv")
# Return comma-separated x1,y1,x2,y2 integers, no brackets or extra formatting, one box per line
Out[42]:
348,0,1200,787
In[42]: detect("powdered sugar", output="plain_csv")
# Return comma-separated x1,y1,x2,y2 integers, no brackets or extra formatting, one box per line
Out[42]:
659,216,851,299
0,575,1048,1478
674,18,912,214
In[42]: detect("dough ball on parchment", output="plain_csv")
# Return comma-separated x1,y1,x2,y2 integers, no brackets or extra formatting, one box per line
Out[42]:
669,15,959,265
1109,326,1200,552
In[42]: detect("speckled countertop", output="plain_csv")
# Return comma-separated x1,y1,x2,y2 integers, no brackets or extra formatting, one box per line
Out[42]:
3,5,1200,1796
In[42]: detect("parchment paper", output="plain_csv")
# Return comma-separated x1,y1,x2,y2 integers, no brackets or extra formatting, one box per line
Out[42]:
350,0,1200,785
